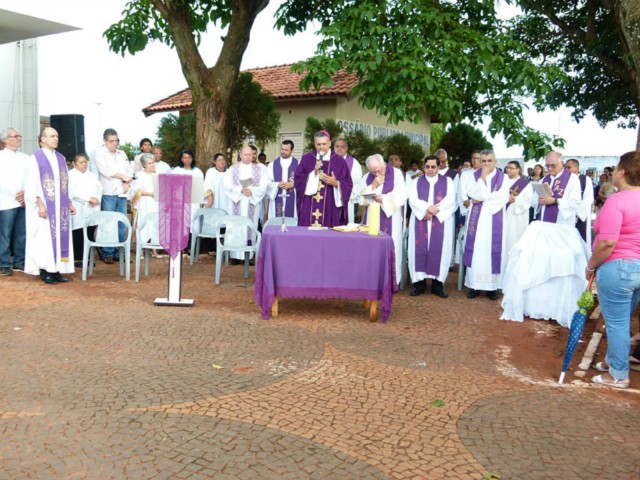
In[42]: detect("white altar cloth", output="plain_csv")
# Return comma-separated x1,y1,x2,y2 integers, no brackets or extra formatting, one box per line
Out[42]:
500,221,589,328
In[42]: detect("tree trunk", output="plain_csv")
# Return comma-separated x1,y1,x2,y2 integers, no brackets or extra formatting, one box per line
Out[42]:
194,97,228,170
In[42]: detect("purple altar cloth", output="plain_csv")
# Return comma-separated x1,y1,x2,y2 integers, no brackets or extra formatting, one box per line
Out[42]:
254,227,398,322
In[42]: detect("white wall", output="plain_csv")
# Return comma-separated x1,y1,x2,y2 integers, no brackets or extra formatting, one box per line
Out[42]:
0,39,39,153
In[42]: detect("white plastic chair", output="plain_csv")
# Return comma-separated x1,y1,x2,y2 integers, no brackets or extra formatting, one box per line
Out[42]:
190,207,227,265
82,211,132,281
215,215,261,285
263,216,298,228
135,212,162,282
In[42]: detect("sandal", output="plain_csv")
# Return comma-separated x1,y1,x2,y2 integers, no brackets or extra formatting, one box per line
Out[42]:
592,374,629,389
593,361,609,372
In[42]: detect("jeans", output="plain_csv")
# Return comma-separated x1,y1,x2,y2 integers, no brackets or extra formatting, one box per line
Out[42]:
0,207,26,267
100,195,128,257
596,259,640,381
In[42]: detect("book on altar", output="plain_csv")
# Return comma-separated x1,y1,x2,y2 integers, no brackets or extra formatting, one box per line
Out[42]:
532,183,553,198
240,178,253,188
153,174,204,203
333,223,366,233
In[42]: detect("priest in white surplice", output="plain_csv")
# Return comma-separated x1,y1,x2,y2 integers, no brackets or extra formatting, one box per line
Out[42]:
334,138,363,223
359,154,407,283
456,150,481,264
24,127,75,284
266,140,298,219
534,151,581,226
408,155,456,298
564,158,594,252
204,153,229,213
504,160,533,258
223,146,268,261
462,150,510,300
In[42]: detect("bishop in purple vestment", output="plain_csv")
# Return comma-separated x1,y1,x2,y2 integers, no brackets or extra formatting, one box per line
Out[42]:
294,131,353,227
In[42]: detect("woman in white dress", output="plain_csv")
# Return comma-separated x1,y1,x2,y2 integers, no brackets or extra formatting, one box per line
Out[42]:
68,154,102,267
132,153,160,254
172,149,205,227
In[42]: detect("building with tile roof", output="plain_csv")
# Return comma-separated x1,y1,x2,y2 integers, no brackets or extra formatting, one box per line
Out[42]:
142,64,432,162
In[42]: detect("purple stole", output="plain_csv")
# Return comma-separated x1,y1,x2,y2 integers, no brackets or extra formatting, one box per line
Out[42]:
506,176,530,210
538,169,571,223
34,149,71,263
363,164,395,234
442,168,457,181
462,169,505,274
158,174,192,260
273,157,298,217
344,154,355,172
414,175,447,276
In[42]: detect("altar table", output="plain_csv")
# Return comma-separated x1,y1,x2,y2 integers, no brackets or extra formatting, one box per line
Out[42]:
254,226,397,322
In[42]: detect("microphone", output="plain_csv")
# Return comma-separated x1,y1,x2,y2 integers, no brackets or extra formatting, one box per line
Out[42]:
318,153,324,177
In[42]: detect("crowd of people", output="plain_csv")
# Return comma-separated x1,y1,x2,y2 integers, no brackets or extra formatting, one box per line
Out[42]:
1,125,638,388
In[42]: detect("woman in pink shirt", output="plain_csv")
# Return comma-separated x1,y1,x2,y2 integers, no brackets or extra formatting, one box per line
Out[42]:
586,150,640,389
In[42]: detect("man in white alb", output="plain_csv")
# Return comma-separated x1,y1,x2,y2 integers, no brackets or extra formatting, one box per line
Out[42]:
223,146,268,262
504,160,533,258
266,140,298,219
534,151,581,226
408,155,456,298
24,128,75,284
334,138,363,224
359,153,407,283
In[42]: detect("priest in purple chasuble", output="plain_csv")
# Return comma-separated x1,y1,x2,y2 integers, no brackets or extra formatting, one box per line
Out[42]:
223,146,268,261
266,140,298,219
407,156,456,298
462,150,510,298
24,127,76,284
504,160,533,258
535,151,581,227
359,154,407,282
294,130,353,227
333,138,363,224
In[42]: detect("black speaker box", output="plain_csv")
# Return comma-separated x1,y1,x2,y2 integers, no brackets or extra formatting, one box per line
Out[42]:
50,114,85,161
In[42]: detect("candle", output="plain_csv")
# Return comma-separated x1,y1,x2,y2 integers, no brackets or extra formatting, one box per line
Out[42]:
368,202,380,236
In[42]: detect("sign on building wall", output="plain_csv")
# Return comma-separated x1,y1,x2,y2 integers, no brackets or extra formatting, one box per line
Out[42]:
336,119,430,148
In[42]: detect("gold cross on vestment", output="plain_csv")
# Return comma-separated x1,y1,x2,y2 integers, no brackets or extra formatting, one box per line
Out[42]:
311,220,322,227
312,209,323,220
313,191,324,202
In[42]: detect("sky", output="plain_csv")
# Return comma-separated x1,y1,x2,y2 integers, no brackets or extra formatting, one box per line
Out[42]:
2,0,637,159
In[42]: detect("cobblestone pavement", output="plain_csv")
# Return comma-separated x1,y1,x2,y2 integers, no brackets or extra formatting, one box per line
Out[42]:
1,256,639,479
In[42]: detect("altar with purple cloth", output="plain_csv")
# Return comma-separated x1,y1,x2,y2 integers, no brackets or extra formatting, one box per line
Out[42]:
254,226,398,322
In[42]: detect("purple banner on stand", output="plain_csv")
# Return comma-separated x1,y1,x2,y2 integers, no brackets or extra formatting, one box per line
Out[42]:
158,174,192,260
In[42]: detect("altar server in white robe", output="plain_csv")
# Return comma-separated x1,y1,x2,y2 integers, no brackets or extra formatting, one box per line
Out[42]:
504,160,533,258
266,140,298,219
24,127,75,283
408,155,456,298
204,153,229,213
462,150,510,299
334,138,363,224
534,151,581,227
359,153,407,282
223,146,268,261
564,158,594,251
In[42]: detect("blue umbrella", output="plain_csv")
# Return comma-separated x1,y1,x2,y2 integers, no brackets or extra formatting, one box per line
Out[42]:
559,275,595,384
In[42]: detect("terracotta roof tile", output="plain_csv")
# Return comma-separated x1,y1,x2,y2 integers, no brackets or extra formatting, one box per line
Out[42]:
142,64,358,116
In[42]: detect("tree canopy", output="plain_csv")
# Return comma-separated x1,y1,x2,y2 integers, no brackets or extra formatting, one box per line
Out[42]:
508,0,640,148
437,124,493,168
277,0,566,159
